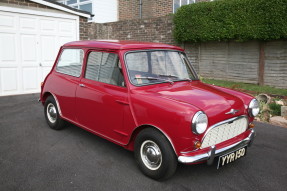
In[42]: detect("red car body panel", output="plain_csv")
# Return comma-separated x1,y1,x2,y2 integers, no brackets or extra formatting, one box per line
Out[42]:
40,40,255,158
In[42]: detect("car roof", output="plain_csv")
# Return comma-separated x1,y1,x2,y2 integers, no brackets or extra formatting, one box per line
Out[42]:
63,40,184,51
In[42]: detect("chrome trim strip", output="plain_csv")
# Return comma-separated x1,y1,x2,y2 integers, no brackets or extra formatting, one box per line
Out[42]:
131,124,178,157
201,115,248,148
178,129,255,164
151,125,178,157
50,93,62,116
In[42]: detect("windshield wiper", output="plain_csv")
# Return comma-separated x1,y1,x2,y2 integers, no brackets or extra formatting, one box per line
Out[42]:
159,74,192,82
180,78,192,82
159,74,179,79
134,76,174,85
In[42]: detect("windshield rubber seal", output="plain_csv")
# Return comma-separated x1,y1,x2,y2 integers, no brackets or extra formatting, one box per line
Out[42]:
123,49,199,87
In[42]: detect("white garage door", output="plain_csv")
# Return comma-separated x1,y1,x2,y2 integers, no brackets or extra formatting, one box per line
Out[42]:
0,8,79,96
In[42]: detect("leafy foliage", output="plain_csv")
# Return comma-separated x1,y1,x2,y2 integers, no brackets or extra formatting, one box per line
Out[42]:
173,0,287,42
269,102,282,116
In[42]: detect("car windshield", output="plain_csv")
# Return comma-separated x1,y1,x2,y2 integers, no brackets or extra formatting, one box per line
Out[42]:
125,50,198,86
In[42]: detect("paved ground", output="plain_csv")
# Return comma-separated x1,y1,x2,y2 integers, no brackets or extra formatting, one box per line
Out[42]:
0,94,286,191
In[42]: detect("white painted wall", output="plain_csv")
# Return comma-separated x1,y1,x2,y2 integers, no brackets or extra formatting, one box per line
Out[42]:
93,0,118,23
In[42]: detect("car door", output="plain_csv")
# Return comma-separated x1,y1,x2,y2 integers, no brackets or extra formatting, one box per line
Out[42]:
51,48,84,121
75,50,129,143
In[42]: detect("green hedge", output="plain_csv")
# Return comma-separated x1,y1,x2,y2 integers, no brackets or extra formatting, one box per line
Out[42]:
173,0,287,42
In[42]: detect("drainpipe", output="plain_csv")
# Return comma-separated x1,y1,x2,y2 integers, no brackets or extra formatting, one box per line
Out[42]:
139,0,142,19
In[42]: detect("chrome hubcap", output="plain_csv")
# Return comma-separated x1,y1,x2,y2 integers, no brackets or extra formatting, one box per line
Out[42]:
47,103,57,123
140,140,162,170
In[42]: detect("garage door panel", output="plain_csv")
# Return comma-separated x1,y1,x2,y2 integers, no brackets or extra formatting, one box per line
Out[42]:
58,36,74,49
20,17,37,33
22,67,38,92
0,13,16,31
40,19,57,34
40,35,57,66
0,33,17,64
42,67,52,81
0,9,78,96
21,34,38,65
59,20,75,35
0,68,18,93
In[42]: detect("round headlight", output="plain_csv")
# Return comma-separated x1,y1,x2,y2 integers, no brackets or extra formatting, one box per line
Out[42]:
192,111,208,134
248,99,260,117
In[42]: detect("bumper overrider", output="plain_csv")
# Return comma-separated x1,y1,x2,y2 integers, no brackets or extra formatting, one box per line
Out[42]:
178,129,256,164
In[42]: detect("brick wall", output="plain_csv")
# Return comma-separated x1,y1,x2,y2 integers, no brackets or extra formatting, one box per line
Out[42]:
79,17,91,40
118,0,140,21
88,15,176,45
118,0,212,21
119,0,173,21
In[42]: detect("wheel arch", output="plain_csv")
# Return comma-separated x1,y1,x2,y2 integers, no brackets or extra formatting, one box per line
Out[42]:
42,92,62,117
126,124,178,156
41,92,52,104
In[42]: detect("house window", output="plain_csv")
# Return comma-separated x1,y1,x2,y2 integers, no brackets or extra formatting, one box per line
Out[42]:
57,0,93,15
173,0,196,13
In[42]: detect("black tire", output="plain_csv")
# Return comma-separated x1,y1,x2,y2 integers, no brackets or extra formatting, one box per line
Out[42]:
44,95,66,130
134,128,177,180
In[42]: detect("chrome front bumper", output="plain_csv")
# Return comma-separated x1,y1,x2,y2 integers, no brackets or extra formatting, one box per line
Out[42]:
178,129,256,164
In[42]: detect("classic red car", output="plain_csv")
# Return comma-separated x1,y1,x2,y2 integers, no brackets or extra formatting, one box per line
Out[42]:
40,40,258,180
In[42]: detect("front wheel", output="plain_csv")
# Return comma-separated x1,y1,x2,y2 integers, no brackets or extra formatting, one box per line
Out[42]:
44,95,66,130
134,128,177,180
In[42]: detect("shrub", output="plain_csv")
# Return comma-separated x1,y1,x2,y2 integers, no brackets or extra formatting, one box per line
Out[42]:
269,102,281,116
173,0,287,42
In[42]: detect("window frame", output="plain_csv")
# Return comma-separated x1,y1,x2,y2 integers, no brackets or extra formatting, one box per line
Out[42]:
84,50,126,87
124,49,199,87
59,0,93,20
55,48,84,78
173,0,196,13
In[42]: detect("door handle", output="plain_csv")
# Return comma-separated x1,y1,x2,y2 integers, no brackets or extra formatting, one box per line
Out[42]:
79,84,85,87
115,100,129,105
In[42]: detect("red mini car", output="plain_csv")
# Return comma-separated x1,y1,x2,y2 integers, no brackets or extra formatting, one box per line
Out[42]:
40,40,258,180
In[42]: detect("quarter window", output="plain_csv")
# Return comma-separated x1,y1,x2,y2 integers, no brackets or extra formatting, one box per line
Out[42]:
56,49,84,77
85,51,124,87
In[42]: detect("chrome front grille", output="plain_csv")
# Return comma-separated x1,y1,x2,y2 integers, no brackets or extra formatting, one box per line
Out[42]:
201,116,248,149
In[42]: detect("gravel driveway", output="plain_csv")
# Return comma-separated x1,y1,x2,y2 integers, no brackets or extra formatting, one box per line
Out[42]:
0,94,286,191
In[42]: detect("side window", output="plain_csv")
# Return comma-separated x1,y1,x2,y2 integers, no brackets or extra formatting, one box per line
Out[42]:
85,51,125,87
56,49,84,77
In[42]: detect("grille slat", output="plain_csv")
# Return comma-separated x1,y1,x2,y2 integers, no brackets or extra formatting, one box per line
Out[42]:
201,116,248,149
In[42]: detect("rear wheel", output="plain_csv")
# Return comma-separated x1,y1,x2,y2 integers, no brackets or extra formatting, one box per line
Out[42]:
134,128,177,180
44,96,66,130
